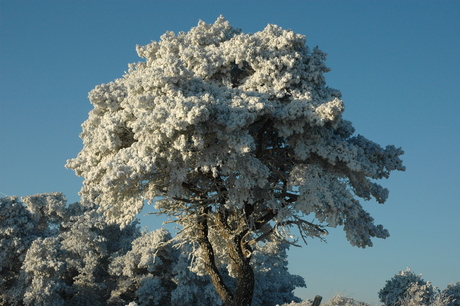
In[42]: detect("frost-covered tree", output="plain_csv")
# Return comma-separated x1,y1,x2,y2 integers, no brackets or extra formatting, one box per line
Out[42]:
21,236,68,306
171,242,223,306
55,201,141,306
0,196,39,305
108,228,177,305
0,193,69,305
379,268,437,306
67,16,405,305
379,269,460,306
21,192,68,234
0,193,143,305
2,193,303,305
250,242,305,305
441,282,460,306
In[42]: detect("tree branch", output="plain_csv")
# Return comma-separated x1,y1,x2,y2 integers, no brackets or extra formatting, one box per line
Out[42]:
182,182,205,197
255,118,273,158
278,217,328,244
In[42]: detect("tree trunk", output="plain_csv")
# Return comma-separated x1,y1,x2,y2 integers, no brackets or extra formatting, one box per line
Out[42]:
231,256,254,306
226,232,255,306
197,207,233,304
312,295,322,306
198,207,255,306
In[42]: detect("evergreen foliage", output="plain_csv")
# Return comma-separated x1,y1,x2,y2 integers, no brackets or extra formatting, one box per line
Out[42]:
67,16,404,305
441,282,460,306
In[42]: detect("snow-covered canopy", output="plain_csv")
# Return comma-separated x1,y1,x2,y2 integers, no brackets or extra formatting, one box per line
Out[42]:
67,16,404,248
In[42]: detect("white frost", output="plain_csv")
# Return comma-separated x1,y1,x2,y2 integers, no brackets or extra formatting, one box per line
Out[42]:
67,16,405,249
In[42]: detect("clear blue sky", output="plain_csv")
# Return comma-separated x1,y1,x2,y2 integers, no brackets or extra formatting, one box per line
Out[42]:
1,1,459,305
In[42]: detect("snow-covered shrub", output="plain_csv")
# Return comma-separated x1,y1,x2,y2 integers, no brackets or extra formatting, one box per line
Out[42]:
57,201,141,306
3,192,307,305
21,192,67,234
379,268,437,306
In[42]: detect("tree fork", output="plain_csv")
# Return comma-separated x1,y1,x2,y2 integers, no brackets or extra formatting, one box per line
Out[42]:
215,209,255,306
196,207,233,304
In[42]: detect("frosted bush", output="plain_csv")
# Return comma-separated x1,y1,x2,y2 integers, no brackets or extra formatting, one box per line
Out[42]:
1,193,305,305
21,192,67,233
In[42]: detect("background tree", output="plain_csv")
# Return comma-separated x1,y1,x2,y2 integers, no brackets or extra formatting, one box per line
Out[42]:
1,193,304,305
281,294,370,306
0,194,141,305
108,228,178,305
0,193,70,305
170,242,224,306
67,16,405,305
441,282,460,306
249,242,305,305
378,268,436,306
0,196,40,305
379,269,460,306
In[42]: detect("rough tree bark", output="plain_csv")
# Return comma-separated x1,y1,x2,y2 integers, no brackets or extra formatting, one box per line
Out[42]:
196,206,233,304
197,204,256,306
228,231,255,306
